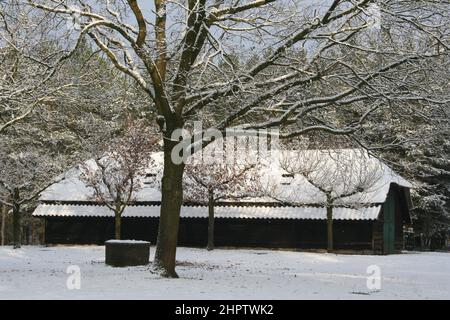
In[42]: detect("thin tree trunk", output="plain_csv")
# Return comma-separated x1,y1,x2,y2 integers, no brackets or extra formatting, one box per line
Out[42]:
327,205,333,253
115,212,121,240
425,214,431,250
28,222,33,245
207,191,215,251
12,189,21,249
1,204,6,246
154,138,185,278
24,224,28,245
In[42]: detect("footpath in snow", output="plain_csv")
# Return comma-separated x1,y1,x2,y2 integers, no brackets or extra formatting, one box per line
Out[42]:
0,246,449,299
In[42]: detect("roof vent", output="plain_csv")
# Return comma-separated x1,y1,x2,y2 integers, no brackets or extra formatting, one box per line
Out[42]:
144,173,157,184
281,173,294,185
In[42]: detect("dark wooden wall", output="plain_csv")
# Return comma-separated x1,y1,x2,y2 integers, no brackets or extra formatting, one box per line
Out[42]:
372,220,384,255
44,216,374,250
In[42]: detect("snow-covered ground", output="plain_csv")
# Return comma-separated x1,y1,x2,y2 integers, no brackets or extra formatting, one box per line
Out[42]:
0,246,449,300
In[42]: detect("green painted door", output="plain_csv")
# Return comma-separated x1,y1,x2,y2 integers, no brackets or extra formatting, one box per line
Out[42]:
383,191,396,254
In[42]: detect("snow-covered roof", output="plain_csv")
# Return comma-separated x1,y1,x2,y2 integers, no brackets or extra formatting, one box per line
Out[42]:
39,148,411,206
33,203,382,220
40,153,163,202
258,149,412,205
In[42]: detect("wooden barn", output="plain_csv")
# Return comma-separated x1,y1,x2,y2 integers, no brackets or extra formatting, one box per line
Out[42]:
33,149,412,254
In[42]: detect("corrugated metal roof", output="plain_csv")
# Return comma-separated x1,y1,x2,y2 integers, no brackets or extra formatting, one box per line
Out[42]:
33,204,381,220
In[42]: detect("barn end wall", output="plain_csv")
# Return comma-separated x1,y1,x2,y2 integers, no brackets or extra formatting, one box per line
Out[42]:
372,185,409,255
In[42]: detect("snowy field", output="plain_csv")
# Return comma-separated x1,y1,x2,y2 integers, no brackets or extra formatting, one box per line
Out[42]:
0,246,449,300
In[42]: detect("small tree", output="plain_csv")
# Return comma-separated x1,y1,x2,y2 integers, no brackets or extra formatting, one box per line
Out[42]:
280,149,382,252
0,151,65,248
80,119,157,240
184,145,261,250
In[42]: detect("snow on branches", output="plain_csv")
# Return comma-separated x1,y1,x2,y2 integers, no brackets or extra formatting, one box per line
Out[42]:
79,118,158,239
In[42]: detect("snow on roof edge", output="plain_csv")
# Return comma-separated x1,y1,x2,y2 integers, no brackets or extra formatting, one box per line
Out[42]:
33,203,382,221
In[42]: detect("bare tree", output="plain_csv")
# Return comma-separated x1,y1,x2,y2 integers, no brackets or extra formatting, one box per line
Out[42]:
0,55,147,248
26,0,449,276
0,2,154,247
0,151,66,248
280,149,382,252
80,119,157,240
184,144,260,250
0,1,93,133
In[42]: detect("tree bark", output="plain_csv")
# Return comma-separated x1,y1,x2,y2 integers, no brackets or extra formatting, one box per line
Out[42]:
12,189,21,249
115,212,121,240
207,191,215,251
154,137,185,278
327,205,333,253
28,223,33,245
1,204,6,246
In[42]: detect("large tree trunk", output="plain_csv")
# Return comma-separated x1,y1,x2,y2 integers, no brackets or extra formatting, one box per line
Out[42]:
207,191,215,251
327,205,333,253
154,137,185,278
114,212,121,240
12,189,21,249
